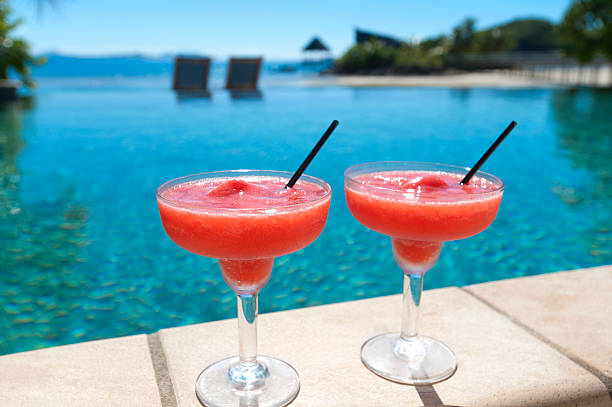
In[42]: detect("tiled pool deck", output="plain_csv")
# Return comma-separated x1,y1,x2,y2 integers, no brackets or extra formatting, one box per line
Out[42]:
1,265,610,406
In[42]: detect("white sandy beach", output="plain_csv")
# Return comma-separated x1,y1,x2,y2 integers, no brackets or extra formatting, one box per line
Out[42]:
303,69,611,88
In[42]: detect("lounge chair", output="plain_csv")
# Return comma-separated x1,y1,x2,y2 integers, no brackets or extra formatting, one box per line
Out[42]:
173,57,211,91
226,57,263,90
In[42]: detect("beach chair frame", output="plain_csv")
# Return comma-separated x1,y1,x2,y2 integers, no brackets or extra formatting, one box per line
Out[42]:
225,57,263,90
173,57,211,91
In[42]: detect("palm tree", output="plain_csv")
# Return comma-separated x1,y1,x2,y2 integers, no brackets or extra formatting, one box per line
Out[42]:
0,0,44,89
558,0,612,64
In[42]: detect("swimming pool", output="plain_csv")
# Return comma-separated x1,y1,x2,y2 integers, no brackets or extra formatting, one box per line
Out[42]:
1,77,610,354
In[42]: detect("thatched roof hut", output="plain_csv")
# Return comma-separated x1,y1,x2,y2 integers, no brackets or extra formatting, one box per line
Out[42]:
303,37,330,52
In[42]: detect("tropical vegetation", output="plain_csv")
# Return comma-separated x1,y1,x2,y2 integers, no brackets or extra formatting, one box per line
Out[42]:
334,0,612,74
558,0,612,63
0,0,44,88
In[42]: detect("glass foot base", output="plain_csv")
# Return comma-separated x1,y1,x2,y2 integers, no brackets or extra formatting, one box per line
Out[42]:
195,356,300,407
361,333,457,385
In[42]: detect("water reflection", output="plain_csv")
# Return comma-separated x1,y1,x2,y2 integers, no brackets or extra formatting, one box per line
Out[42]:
175,90,212,102
0,100,89,354
0,104,23,211
449,88,472,101
229,89,263,100
551,89,612,261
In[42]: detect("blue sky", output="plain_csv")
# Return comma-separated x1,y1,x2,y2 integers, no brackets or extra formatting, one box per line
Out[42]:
11,0,570,59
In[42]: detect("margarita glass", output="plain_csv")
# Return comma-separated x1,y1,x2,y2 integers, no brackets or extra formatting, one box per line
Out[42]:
157,170,331,407
344,162,503,384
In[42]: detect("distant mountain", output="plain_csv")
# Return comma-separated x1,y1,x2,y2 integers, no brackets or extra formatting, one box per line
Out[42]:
33,53,176,77
473,18,560,52
30,54,314,79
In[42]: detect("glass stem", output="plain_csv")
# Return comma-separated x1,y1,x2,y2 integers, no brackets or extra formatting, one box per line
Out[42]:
237,294,258,365
228,293,269,391
400,273,423,339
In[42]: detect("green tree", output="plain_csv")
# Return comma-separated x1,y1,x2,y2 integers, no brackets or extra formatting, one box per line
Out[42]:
558,0,612,63
471,19,559,53
394,44,445,74
420,35,448,51
334,40,398,74
0,0,44,87
450,18,476,54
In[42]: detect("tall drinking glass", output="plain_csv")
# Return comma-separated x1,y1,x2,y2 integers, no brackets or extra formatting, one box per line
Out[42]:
157,170,332,406
344,162,503,384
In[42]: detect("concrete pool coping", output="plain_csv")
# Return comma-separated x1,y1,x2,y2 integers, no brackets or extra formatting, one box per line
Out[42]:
1,265,610,406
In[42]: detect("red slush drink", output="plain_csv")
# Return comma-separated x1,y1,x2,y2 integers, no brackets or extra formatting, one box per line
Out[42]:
158,174,331,292
345,170,503,273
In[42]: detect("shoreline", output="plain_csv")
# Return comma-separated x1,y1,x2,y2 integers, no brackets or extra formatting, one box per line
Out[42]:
303,71,610,89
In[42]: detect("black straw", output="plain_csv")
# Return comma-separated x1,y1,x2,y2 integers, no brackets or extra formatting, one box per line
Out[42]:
460,121,517,185
285,120,339,188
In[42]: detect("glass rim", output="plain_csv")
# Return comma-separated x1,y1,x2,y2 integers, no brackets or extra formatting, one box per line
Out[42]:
344,161,504,197
156,169,332,212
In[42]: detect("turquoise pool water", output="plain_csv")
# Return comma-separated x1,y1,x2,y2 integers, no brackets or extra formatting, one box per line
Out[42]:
1,77,611,354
